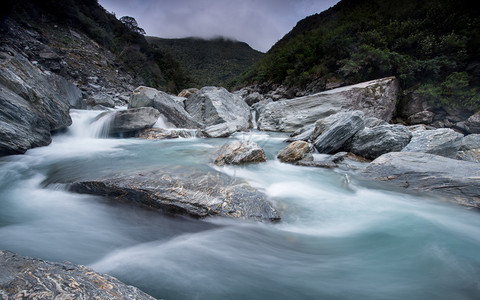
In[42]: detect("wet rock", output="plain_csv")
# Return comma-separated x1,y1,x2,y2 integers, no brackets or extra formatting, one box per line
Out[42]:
202,122,247,138
87,93,115,108
361,152,480,208
98,107,160,135
314,111,365,154
215,141,267,166
257,77,399,132
401,128,464,158
185,86,250,129
285,124,315,142
129,86,202,129
70,167,280,222
456,134,480,162
136,128,179,139
277,141,313,162
351,124,412,159
0,250,156,300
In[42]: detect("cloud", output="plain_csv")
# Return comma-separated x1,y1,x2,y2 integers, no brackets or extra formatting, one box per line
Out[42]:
99,0,339,52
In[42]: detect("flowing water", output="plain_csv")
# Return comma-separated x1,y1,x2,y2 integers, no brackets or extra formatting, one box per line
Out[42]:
1,109,480,300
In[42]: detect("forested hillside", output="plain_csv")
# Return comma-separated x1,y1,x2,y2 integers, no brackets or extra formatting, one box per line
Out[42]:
235,0,480,109
7,0,190,93
147,37,264,87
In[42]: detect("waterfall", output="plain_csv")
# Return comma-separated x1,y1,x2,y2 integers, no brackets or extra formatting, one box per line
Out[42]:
250,109,258,129
68,109,114,138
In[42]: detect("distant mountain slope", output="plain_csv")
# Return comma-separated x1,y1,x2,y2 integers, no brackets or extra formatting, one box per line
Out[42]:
147,37,264,87
6,0,189,93
236,0,480,108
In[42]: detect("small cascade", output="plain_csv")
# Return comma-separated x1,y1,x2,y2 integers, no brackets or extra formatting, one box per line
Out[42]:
153,114,174,129
67,109,114,138
250,109,258,129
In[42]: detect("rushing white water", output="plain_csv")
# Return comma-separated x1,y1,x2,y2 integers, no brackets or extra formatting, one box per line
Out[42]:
1,109,479,300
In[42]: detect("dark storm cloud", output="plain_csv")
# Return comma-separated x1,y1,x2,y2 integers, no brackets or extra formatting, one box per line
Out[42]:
98,0,339,52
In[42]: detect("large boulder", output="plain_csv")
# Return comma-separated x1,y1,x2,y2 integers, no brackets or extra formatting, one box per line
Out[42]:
129,86,202,129
401,128,464,158
277,141,313,162
0,250,155,299
202,122,247,138
215,141,267,166
313,111,365,154
87,93,115,108
465,111,480,134
361,152,480,208
257,77,399,132
70,167,280,222
0,49,76,156
185,86,250,128
350,124,412,159
97,107,160,135
456,134,480,162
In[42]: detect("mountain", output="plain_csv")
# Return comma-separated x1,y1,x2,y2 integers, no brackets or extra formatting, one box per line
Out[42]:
235,0,480,109
147,36,264,87
4,0,190,94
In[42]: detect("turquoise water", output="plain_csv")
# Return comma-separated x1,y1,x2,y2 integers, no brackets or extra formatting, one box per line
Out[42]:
0,109,479,299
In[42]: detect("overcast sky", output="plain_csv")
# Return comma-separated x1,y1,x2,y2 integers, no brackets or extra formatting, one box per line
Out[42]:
98,0,340,52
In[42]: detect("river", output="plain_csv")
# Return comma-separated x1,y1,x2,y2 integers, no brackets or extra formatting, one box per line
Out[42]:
1,109,479,299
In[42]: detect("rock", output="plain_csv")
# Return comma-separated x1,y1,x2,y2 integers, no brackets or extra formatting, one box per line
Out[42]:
397,88,433,119
465,111,480,134
364,117,388,128
50,74,85,109
285,124,315,142
136,128,179,139
456,134,480,162
185,86,250,128
215,141,267,166
70,167,280,222
244,92,264,106
407,110,434,125
350,125,412,159
277,141,313,162
314,111,365,154
202,122,247,138
129,86,202,129
98,107,160,135
0,49,73,155
87,93,115,108
401,128,464,158
257,77,399,132
178,88,198,98
361,152,480,208
0,250,155,300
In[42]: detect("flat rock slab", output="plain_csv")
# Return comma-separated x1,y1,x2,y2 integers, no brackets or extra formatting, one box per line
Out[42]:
70,167,280,222
0,250,155,300
360,152,480,208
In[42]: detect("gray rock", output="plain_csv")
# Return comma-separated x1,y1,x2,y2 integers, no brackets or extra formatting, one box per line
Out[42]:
98,107,160,135
0,50,73,155
185,86,250,128
257,77,399,132
178,88,198,98
361,152,480,208
397,89,433,119
202,122,247,138
314,111,365,154
401,128,464,158
285,124,315,142
244,92,264,106
465,111,480,134
407,110,434,125
456,134,480,162
0,250,155,300
364,117,388,128
49,74,85,109
277,141,313,162
87,93,115,108
351,124,412,159
215,140,267,166
70,167,280,222
129,86,202,129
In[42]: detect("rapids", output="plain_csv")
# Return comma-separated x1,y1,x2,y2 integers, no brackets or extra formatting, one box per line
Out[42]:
0,109,479,299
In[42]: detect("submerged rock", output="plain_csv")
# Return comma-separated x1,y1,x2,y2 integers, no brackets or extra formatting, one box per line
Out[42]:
401,128,463,158
277,141,313,162
361,152,480,208
257,77,398,132
350,124,412,159
0,250,155,299
70,167,280,222
215,141,267,166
